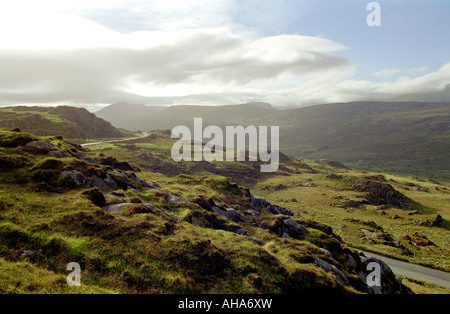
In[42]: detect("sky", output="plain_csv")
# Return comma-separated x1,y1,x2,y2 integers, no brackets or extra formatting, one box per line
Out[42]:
0,0,449,111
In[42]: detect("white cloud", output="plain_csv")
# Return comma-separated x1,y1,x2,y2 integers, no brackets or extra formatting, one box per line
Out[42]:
0,1,448,109
363,69,402,79
332,63,450,102
405,66,431,75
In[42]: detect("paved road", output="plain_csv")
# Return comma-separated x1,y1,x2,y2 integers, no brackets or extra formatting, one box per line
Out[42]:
81,132,150,148
362,251,450,289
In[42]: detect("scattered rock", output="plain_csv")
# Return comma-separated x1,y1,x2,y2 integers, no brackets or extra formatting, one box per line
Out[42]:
82,188,106,207
360,256,411,294
413,185,429,192
345,177,414,209
60,170,88,186
77,151,98,164
90,175,107,189
104,174,119,190
100,156,134,171
361,229,380,239
20,250,46,262
25,141,55,151
282,218,307,238
243,236,265,246
26,140,67,158
102,203,131,213
313,255,350,286
250,194,293,216
364,175,386,182
212,206,240,220
345,200,361,208
347,254,357,270
235,228,248,236
326,174,343,180
166,193,187,205
319,248,332,258
294,181,317,187
48,150,65,158
400,233,435,246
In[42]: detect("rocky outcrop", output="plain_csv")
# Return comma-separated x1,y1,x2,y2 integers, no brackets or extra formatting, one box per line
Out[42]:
59,170,90,186
82,188,106,207
20,250,46,262
262,216,308,239
313,255,350,287
249,193,294,216
359,255,411,294
26,141,67,158
212,206,240,220
345,177,414,209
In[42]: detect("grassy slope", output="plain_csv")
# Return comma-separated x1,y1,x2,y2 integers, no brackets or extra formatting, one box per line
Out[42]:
0,106,130,140
96,101,450,180
0,128,448,294
0,129,372,294
89,132,450,272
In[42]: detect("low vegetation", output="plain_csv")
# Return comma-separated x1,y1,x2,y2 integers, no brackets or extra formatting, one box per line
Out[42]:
0,128,448,294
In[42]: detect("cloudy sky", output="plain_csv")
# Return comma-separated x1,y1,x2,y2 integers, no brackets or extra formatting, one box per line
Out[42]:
0,0,449,111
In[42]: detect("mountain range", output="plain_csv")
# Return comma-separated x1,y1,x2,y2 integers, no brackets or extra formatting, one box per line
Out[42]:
96,101,450,181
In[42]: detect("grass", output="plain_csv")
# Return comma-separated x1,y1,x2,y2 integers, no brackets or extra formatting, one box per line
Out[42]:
251,170,450,273
73,130,450,276
0,128,447,294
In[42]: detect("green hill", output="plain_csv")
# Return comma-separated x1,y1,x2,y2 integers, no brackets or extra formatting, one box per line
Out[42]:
0,106,127,139
96,101,450,180
0,127,425,294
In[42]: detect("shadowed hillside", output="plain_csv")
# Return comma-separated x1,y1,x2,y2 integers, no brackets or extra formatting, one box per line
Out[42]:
0,128,416,294
0,106,127,139
96,101,450,180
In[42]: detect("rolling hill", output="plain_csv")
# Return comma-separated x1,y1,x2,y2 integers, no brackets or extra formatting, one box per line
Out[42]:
0,127,423,294
96,101,450,180
0,106,127,139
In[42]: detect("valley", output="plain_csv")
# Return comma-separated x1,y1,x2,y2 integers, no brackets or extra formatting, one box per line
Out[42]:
96,101,450,181
0,102,448,294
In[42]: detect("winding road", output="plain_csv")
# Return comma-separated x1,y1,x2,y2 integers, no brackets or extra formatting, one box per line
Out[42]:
81,132,150,148
361,251,450,289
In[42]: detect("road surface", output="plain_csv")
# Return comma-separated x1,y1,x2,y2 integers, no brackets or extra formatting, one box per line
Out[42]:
362,251,450,289
81,132,150,148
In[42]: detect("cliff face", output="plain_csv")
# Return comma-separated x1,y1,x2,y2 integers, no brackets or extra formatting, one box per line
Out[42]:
0,106,124,139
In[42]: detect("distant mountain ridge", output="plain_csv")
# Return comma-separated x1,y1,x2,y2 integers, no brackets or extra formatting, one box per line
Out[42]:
96,101,450,180
0,106,125,139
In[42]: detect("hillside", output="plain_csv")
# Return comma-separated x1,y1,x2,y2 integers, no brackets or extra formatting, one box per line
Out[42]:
95,101,450,180
0,106,127,139
0,127,428,294
95,102,278,131
84,129,450,276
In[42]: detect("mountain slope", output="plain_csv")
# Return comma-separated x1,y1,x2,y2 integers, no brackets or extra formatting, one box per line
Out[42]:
95,102,278,130
82,129,450,276
96,101,450,180
0,106,126,139
0,127,413,294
